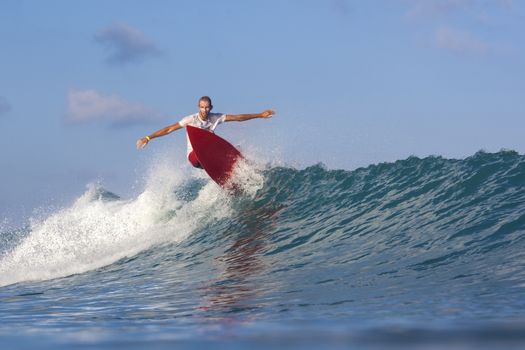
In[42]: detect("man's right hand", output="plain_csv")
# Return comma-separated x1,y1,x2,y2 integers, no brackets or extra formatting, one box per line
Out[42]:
136,137,149,150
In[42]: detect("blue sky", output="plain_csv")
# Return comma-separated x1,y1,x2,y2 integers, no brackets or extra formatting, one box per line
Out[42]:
1,0,524,225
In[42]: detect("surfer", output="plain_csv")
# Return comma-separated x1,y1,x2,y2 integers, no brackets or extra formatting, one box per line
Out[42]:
136,96,275,168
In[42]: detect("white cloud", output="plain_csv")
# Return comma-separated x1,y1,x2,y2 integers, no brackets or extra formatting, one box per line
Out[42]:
435,27,490,55
0,96,11,116
407,0,471,18
66,89,161,126
94,22,160,65
331,0,353,16
406,0,514,19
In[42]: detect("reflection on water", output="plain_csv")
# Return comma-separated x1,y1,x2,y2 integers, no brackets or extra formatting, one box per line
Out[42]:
198,204,283,319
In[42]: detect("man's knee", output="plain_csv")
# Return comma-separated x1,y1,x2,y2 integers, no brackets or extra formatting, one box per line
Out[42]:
188,151,202,168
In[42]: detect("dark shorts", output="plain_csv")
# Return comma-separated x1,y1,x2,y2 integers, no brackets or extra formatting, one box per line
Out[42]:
188,151,202,169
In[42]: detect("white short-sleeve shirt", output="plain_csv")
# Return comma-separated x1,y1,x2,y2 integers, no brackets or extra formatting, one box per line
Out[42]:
178,113,226,155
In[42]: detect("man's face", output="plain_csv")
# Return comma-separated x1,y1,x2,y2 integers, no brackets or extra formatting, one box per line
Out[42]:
198,100,212,119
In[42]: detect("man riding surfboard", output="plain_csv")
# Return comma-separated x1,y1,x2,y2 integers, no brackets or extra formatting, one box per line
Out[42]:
136,96,275,168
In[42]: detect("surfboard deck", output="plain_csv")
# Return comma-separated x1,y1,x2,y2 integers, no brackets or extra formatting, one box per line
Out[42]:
186,125,243,188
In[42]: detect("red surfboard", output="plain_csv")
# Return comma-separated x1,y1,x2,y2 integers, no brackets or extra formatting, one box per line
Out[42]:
186,125,243,187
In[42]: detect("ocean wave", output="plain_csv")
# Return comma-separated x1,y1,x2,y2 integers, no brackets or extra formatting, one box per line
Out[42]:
1,151,524,297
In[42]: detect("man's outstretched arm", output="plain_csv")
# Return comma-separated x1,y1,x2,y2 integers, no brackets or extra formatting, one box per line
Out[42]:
136,122,183,149
225,109,275,122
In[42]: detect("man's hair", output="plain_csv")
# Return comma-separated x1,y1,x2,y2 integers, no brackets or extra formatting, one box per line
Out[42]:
198,96,213,107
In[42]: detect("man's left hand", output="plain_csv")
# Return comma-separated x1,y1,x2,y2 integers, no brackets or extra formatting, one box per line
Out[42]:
260,109,276,118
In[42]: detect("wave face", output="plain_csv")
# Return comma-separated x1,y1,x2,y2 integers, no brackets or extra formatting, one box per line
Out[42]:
1,151,525,347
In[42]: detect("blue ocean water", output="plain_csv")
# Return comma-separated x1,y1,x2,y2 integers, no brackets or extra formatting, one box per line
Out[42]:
1,151,525,349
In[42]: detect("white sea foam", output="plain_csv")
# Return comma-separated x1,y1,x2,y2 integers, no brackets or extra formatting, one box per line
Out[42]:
0,159,233,287
227,157,266,197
